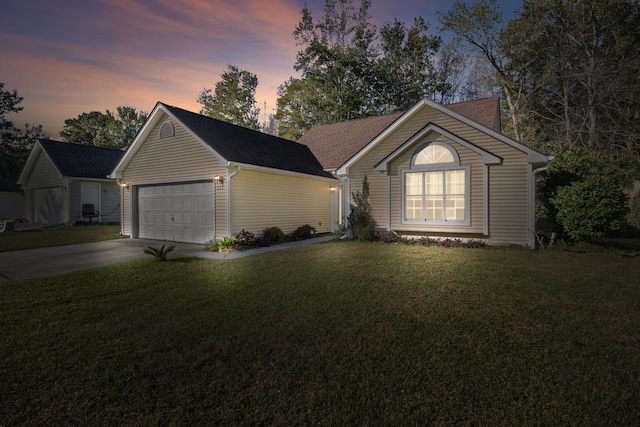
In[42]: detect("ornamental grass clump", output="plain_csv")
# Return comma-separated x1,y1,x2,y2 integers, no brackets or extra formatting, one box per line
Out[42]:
143,244,176,261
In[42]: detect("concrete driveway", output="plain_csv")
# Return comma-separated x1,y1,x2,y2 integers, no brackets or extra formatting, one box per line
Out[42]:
0,235,336,282
0,239,205,282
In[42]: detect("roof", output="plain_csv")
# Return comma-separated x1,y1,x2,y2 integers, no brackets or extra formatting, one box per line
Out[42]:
19,139,124,184
298,96,501,170
114,103,334,180
335,97,548,176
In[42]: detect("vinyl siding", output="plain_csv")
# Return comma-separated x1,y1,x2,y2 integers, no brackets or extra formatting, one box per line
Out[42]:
24,154,62,188
120,112,227,237
348,105,531,245
231,168,332,236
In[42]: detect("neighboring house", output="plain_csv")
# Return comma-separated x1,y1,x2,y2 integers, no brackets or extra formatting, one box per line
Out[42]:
299,96,551,248
18,139,124,224
109,102,336,244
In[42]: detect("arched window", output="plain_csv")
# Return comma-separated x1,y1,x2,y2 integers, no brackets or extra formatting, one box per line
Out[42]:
404,142,469,225
159,121,174,138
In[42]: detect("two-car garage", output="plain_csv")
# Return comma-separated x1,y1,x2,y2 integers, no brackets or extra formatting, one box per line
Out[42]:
137,181,215,244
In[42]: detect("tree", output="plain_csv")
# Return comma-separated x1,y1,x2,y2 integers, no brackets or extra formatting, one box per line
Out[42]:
292,0,378,124
500,0,640,157
0,81,44,191
279,0,450,137
59,107,147,149
439,0,527,141
373,17,443,112
274,77,317,140
197,64,260,130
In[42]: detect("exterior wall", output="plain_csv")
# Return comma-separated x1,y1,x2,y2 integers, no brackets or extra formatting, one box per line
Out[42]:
230,168,332,237
348,105,531,245
120,112,226,237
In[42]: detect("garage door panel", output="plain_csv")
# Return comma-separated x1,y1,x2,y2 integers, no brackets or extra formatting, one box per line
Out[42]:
138,182,214,244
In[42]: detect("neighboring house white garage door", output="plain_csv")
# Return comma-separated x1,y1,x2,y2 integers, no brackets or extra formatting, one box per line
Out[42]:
34,187,65,224
138,181,215,244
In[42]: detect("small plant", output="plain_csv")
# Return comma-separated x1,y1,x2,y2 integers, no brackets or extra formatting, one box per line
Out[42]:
348,175,377,241
216,237,235,251
292,224,316,240
262,226,285,243
144,244,176,261
233,229,256,248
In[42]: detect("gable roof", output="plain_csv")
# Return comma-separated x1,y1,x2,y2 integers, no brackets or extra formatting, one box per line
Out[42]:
298,96,501,170
330,97,548,176
112,102,334,180
18,139,124,184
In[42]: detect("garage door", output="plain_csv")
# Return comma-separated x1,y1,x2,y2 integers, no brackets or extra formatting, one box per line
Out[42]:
138,182,215,244
34,188,64,224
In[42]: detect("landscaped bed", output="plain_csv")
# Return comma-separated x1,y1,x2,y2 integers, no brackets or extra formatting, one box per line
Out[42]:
1,241,639,425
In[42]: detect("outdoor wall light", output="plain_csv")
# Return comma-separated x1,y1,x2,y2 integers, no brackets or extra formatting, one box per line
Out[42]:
213,175,225,189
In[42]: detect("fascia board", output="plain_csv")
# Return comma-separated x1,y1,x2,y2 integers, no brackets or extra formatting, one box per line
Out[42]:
337,97,549,175
374,123,502,172
109,102,229,179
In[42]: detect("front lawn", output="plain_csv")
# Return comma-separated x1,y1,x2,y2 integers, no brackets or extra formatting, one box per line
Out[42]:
1,242,638,425
0,225,122,252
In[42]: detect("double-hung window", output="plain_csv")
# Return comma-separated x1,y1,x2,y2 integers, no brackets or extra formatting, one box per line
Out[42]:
403,142,469,225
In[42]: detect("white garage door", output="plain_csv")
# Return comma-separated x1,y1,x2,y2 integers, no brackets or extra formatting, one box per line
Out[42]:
138,181,215,244
34,188,65,224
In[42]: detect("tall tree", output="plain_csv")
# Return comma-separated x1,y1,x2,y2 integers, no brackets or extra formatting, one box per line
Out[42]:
439,0,527,141
292,0,378,124
59,106,147,149
0,81,44,191
197,64,261,130
373,17,443,112
274,77,317,140
500,0,640,156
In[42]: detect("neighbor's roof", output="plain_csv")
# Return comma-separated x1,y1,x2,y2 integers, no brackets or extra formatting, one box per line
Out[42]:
298,96,501,170
19,139,124,184
113,103,334,180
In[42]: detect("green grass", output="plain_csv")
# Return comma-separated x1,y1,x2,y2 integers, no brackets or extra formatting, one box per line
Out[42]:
1,241,639,425
0,225,123,252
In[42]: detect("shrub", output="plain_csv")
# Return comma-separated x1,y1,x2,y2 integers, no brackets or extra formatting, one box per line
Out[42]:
215,237,235,251
233,229,256,248
348,175,376,241
262,226,285,243
538,146,634,241
292,224,316,240
143,244,176,261
379,232,485,249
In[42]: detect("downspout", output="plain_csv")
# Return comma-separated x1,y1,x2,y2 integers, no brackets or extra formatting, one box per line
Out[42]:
226,163,241,237
528,162,551,249
340,175,351,239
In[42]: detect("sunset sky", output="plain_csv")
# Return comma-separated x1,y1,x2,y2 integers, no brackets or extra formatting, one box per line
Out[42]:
1,0,517,137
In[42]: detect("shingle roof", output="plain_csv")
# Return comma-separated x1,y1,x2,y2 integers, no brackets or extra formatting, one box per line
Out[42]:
298,96,501,170
161,103,333,179
39,139,124,180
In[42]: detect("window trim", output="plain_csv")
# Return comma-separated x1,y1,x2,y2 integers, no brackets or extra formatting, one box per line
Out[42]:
402,142,470,226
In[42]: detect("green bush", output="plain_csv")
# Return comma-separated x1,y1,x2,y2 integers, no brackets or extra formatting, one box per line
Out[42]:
292,224,316,240
538,146,633,241
348,175,377,241
262,226,285,243
233,229,256,247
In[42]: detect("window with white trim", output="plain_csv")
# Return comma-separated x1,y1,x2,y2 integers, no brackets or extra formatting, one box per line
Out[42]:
403,142,469,225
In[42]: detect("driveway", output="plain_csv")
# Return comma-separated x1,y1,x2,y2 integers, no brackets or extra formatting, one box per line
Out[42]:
0,235,336,282
0,239,204,282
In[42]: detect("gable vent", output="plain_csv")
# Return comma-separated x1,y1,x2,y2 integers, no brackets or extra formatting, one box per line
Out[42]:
159,121,175,138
